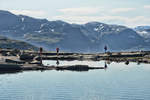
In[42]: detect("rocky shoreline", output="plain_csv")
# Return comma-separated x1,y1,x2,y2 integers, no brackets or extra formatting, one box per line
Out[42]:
0,49,150,73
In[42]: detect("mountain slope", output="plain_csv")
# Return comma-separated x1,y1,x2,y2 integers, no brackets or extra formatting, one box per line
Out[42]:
134,26,150,50
0,36,38,50
134,26,150,38
0,10,149,52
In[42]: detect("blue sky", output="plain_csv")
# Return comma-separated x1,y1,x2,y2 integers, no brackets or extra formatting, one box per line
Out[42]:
0,0,150,27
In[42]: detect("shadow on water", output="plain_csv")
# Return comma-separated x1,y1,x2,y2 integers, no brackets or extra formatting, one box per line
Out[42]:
56,59,60,66
0,60,110,74
125,60,129,65
104,61,108,70
55,60,108,72
0,60,150,100
2,59,147,74
0,70,22,75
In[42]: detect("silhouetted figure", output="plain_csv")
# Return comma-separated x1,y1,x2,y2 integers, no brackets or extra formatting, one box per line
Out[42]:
125,60,129,65
56,59,60,66
39,47,43,65
56,47,59,56
104,45,107,53
104,62,108,69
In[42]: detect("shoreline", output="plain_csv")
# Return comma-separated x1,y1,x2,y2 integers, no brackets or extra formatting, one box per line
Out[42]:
0,49,150,73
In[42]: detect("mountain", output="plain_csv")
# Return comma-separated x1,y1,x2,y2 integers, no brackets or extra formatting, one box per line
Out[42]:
76,22,145,51
0,10,149,52
0,36,38,50
134,26,150,50
134,26,150,38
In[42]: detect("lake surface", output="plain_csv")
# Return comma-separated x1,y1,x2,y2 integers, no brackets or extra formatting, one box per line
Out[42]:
0,60,150,100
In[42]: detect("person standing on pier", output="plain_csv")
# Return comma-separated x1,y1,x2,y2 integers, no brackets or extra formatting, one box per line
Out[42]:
56,47,59,56
39,47,43,65
104,45,107,53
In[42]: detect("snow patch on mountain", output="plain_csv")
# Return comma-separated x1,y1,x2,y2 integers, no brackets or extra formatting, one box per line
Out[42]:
134,26,150,38
21,17,25,22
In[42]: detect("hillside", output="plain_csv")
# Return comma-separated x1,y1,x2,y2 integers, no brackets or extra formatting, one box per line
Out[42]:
0,10,149,52
0,36,38,50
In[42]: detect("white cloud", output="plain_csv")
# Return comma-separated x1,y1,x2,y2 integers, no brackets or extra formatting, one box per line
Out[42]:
111,8,136,13
144,5,150,9
124,16,150,27
58,7,101,15
52,15,150,27
52,15,120,23
9,10,46,18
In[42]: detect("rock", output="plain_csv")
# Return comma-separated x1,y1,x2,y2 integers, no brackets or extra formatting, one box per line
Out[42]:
19,54,35,61
5,59,25,64
56,65,103,71
0,63,22,70
10,49,20,56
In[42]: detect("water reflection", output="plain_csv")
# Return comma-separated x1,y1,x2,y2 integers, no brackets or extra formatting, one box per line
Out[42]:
137,61,141,65
106,60,111,65
125,61,129,65
56,59,60,66
43,60,110,72
0,62,150,100
43,60,110,67
104,62,108,69
0,70,22,75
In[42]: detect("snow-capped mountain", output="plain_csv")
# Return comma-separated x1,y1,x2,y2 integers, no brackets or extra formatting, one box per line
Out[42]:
134,26,150,38
0,10,149,52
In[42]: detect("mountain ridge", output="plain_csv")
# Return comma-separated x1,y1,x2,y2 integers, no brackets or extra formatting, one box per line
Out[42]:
0,10,150,52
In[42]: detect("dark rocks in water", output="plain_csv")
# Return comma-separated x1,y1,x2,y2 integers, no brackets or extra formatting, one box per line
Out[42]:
90,56,100,61
9,49,21,56
0,70,21,74
42,52,75,56
19,54,35,61
125,61,129,65
0,63,22,70
22,65,46,71
5,59,25,64
109,54,145,57
56,65,103,71
0,49,20,56
35,56,78,61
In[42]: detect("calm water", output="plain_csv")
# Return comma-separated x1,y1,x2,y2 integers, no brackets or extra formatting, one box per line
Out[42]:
0,60,150,100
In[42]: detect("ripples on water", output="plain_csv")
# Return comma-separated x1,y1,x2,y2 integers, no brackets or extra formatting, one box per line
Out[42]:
0,61,150,100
